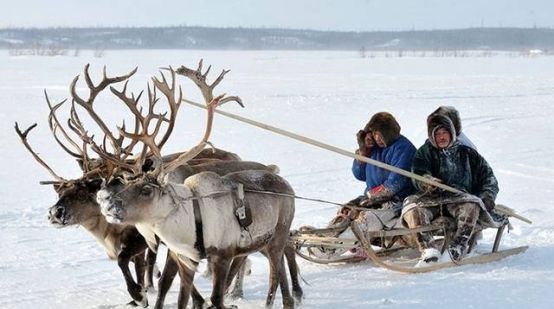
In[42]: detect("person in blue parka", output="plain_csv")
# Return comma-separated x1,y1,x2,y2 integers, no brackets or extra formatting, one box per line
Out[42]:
332,112,417,240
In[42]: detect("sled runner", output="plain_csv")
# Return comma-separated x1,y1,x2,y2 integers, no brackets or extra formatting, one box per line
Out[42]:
290,204,529,273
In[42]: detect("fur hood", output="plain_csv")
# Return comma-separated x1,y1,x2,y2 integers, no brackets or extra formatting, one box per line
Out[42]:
427,113,457,148
427,106,462,136
364,112,401,147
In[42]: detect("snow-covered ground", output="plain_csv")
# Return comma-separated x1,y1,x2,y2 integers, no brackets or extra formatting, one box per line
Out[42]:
1,50,553,308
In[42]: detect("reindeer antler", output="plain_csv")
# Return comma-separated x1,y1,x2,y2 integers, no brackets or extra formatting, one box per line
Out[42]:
70,64,137,156
44,93,81,158
175,59,244,107
161,94,224,174
112,69,181,162
68,100,138,175
14,122,69,183
160,60,243,175
68,61,240,181
152,67,183,149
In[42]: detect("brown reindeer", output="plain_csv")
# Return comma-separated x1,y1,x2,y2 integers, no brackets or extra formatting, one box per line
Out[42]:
15,121,159,307
13,64,173,306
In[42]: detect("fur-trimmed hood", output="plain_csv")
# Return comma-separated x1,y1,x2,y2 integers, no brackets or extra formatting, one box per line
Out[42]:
427,113,457,149
427,106,462,136
364,112,401,147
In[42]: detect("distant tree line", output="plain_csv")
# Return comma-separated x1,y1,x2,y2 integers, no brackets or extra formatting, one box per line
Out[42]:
1,26,553,51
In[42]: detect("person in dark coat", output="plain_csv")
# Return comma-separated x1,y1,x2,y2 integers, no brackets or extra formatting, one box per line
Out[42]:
401,113,499,264
427,106,476,150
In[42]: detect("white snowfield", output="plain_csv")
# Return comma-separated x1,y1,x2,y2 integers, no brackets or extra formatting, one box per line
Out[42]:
1,50,553,309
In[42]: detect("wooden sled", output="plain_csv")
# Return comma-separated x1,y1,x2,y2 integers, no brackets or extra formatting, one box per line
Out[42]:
290,205,530,273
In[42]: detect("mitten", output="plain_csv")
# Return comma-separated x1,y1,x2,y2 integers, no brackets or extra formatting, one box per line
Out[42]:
419,174,441,193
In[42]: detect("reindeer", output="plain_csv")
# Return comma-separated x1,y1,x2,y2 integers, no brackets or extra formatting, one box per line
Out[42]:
52,61,300,308
13,64,253,307
81,61,299,308
15,121,158,307
13,65,173,307
98,168,297,309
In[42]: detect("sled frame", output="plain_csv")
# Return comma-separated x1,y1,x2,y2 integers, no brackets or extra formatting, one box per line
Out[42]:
291,216,527,273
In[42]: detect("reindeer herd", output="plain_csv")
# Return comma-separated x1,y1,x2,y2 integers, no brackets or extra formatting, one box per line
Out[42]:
15,60,303,309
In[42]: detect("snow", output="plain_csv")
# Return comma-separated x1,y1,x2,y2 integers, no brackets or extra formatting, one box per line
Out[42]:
1,50,554,308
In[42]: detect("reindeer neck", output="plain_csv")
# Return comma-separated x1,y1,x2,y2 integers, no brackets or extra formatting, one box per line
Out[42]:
157,183,194,220
152,183,199,263
81,214,122,259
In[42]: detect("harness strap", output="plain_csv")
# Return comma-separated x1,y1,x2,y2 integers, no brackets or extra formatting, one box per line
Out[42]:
233,184,253,228
192,199,207,259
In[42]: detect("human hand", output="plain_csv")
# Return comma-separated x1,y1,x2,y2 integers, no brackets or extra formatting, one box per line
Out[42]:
356,130,374,156
356,130,367,148
336,206,360,220
420,174,442,193
362,185,393,208
481,195,495,212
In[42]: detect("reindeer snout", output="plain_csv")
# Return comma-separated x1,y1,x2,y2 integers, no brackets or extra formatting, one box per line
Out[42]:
48,205,65,225
107,198,123,212
102,198,125,223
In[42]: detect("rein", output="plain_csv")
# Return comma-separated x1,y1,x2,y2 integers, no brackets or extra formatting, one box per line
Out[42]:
163,186,366,211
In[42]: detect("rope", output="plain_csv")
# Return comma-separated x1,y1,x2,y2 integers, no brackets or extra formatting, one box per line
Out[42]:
161,186,358,211
183,99,458,194
183,99,532,224
243,189,344,207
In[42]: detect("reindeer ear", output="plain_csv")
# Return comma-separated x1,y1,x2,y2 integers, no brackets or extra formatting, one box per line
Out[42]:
85,178,103,191
76,158,86,171
142,158,154,172
53,183,64,194
160,173,170,186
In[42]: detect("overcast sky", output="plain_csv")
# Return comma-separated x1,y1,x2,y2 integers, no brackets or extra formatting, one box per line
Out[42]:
2,0,552,31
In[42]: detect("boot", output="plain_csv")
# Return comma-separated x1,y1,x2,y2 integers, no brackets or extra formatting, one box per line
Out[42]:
448,224,472,262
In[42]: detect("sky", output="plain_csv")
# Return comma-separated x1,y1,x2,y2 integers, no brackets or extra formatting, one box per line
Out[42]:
1,0,553,31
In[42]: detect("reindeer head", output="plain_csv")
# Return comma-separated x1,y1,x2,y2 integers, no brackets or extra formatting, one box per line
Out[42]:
97,172,170,225
48,178,103,227
15,65,142,226
88,60,241,225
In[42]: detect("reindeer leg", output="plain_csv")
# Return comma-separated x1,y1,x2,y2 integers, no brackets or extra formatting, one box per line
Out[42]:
226,256,248,299
208,255,234,309
176,259,196,309
276,256,295,309
155,251,205,309
190,285,206,309
154,251,178,309
284,244,303,303
144,245,159,291
263,248,281,308
134,254,146,288
118,250,147,307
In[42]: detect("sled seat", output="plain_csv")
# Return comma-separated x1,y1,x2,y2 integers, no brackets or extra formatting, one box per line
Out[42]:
291,204,528,271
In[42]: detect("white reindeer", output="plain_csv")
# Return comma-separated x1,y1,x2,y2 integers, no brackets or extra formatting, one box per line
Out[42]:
98,168,297,309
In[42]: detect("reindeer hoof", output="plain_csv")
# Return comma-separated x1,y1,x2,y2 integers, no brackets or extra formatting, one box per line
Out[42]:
126,300,139,307
131,289,148,308
293,289,304,304
133,298,148,308
293,294,303,304
205,304,237,309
